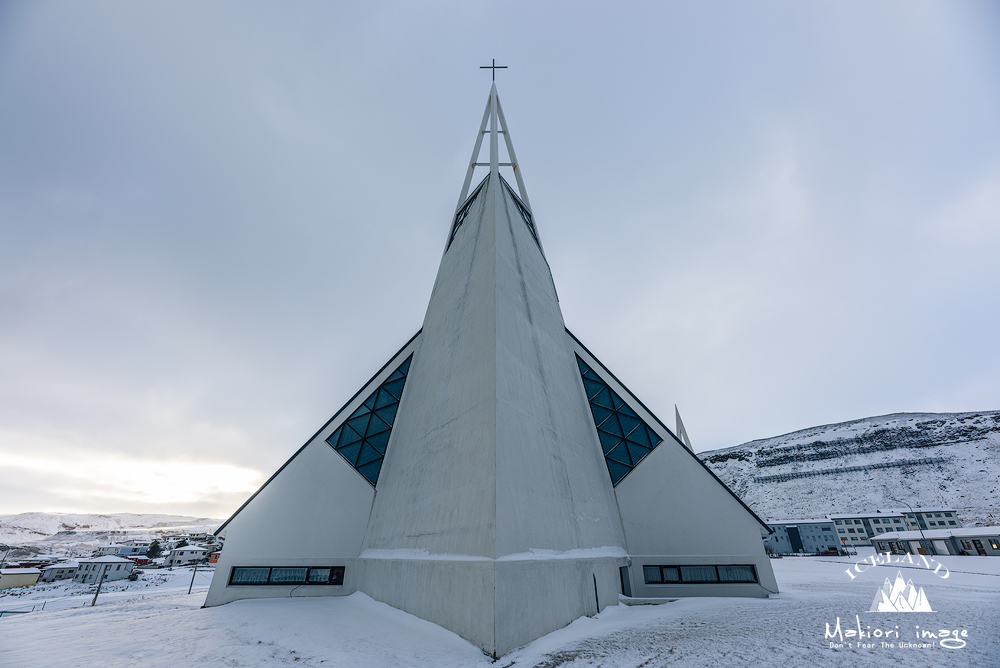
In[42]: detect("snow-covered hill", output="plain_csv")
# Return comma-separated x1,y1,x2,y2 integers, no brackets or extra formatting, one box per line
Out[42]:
699,411,1000,526
0,513,223,558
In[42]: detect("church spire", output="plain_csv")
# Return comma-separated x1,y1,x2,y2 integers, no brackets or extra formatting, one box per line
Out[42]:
455,84,532,212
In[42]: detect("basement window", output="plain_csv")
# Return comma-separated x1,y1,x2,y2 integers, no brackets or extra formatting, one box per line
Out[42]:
642,564,757,585
228,566,345,586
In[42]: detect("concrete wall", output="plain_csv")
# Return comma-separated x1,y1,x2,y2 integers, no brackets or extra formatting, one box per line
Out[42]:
356,174,629,655
493,556,625,656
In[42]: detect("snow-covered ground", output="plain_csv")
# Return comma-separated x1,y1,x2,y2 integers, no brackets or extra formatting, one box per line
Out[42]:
1,552,997,667
0,565,215,613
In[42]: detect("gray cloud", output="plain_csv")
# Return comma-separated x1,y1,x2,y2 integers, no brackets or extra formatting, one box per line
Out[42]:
1,1,997,515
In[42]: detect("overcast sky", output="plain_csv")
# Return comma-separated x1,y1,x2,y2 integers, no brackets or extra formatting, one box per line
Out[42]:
1,1,998,518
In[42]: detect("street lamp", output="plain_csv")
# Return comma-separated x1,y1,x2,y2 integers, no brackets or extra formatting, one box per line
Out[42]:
901,501,932,556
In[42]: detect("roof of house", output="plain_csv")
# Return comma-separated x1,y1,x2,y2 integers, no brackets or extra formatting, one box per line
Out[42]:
78,555,135,563
767,519,834,526
1,568,41,575
43,562,79,570
171,546,207,552
871,526,1000,541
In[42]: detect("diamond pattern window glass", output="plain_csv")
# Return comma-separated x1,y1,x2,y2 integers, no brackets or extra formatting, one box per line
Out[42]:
447,175,489,251
500,175,540,249
576,355,663,485
325,355,412,486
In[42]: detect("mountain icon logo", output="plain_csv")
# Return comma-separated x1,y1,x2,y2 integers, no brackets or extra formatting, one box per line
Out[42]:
869,571,933,612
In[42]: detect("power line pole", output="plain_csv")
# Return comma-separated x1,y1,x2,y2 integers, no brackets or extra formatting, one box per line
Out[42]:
91,564,110,607
188,562,198,595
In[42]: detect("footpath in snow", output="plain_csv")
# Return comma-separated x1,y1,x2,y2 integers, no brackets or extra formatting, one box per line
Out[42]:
0,551,997,667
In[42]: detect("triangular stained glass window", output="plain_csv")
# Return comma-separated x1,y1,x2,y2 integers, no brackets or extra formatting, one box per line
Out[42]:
576,355,664,486
325,354,413,487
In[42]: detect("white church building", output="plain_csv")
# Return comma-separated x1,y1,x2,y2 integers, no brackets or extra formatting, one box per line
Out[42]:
205,83,778,657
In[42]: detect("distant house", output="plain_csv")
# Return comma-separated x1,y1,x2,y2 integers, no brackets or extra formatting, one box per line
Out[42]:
166,546,208,567
96,544,148,558
872,527,1000,557
829,508,961,547
38,562,79,582
208,552,220,564
0,568,41,590
74,556,135,583
763,520,839,554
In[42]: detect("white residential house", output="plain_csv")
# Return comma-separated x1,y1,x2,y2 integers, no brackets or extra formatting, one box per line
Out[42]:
96,544,148,557
763,520,839,554
74,556,134,583
828,508,962,547
166,546,208,566
872,527,1000,557
38,562,79,582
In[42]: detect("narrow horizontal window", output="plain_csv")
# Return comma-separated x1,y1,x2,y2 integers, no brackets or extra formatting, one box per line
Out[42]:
717,565,757,583
228,566,345,586
229,567,270,585
679,566,718,583
269,568,308,584
641,564,757,585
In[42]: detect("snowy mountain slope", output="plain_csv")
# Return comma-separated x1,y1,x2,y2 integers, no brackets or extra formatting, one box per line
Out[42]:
699,411,1000,526
0,513,223,558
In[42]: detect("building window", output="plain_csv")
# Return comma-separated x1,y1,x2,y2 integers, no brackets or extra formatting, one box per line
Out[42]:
838,529,845,533
945,513,952,517
854,520,861,525
873,519,881,524
935,513,942,517
949,521,956,525
447,174,488,249
326,355,412,486
848,529,855,533
990,540,999,550
893,519,901,524
835,520,842,525
500,176,541,249
576,356,663,485
642,565,757,584
229,566,345,586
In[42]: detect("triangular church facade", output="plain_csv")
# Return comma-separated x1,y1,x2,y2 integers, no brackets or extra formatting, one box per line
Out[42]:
205,84,778,657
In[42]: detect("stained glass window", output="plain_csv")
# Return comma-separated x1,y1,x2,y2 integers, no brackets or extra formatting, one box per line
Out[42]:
576,355,663,485
325,355,412,486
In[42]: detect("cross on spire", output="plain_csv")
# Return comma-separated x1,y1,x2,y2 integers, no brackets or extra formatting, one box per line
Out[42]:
480,59,507,81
